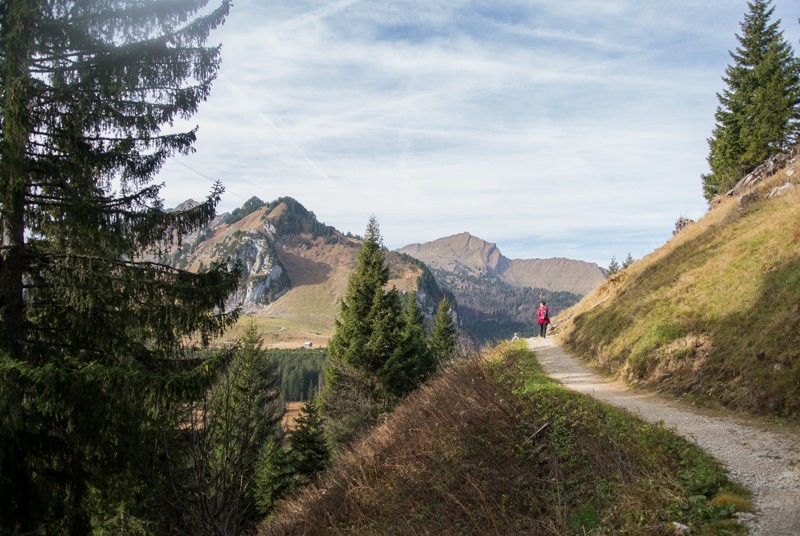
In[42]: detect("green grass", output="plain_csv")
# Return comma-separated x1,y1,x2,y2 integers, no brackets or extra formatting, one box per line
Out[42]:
495,344,750,535
217,316,332,348
560,170,800,420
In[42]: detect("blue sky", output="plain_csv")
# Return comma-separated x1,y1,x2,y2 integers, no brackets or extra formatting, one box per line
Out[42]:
158,0,800,267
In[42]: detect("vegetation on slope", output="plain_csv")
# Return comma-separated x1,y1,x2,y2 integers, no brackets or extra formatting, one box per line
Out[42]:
559,160,800,420
701,0,800,201
432,267,582,343
260,343,748,535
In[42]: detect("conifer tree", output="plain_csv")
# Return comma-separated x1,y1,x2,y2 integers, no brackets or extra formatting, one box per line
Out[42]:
320,217,392,444
175,323,283,535
622,253,635,269
399,289,435,388
702,0,800,201
287,399,330,484
320,217,431,444
327,216,390,374
428,296,458,364
607,256,621,276
0,2,236,532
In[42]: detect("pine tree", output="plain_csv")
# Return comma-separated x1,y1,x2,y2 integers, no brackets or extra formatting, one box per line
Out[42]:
379,289,433,397
607,257,621,276
175,323,283,535
428,297,458,364
320,217,431,444
622,253,635,269
287,399,329,484
327,216,390,374
400,289,435,388
702,0,800,201
320,217,393,444
0,2,236,532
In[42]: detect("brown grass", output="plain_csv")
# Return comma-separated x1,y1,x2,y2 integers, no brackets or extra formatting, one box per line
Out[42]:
262,354,557,535
258,344,746,535
281,401,304,432
557,154,800,420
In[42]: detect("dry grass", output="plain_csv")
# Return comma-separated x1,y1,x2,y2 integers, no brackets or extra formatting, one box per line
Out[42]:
258,343,747,535
557,156,800,420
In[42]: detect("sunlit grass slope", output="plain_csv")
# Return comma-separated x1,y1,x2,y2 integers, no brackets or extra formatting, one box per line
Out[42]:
260,343,747,535
559,160,800,420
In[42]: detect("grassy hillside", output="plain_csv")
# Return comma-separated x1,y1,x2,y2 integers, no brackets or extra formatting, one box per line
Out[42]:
260,343,747,535
558,158,800,420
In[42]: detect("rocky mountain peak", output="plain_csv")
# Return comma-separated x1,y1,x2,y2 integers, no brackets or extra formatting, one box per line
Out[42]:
398,233,604,296
400,232,507,275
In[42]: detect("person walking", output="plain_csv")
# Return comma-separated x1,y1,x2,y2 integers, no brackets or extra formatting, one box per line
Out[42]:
537,301,550,338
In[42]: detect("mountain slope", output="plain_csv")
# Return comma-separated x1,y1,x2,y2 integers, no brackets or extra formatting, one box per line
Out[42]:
399,232,604,295
398,233,604,342
162,197,445,341
557,151,800,420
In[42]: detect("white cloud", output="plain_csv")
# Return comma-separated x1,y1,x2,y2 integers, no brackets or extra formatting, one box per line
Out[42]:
158,0,800,266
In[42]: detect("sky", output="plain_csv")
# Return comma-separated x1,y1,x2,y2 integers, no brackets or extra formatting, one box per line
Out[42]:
158,0,800,267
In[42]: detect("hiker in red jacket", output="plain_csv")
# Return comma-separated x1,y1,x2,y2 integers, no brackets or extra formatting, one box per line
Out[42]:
537,301,550,338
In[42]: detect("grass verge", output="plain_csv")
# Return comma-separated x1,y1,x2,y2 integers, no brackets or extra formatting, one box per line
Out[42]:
259,342,749,535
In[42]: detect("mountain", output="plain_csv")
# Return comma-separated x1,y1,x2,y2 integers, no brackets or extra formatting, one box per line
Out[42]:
399,232,603,295
558,145,800,420
161,197,449,344
398,233,605,342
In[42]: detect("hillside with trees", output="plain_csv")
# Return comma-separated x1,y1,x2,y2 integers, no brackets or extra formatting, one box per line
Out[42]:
559,147,800,419
160,196,455,345
702,0,800,201
319,218,459,447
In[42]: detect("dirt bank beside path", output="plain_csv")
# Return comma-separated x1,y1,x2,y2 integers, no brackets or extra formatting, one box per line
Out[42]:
527,336,800,536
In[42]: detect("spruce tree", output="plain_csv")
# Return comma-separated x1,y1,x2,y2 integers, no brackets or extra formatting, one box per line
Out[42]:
0,1,236,533
174,323,283,535
622,253,634,269
390,289,434,393
607,256,621,276
428,296,458,364
320,217,431,444
702,0,800,201
320,217,392,444
287,399,329,484
327,216,390,374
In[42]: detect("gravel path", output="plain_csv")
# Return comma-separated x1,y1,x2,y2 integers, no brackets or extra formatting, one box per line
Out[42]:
527,336,800,536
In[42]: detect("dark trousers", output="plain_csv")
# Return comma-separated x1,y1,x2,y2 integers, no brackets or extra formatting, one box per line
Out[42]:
539,322,548,337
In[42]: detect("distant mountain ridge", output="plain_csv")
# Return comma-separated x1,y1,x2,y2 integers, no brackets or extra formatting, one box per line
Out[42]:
398,232,604,295
160,202,604,344
398,233,605,342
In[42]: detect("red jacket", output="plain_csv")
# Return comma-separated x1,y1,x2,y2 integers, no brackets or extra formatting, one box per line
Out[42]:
537,306,550,324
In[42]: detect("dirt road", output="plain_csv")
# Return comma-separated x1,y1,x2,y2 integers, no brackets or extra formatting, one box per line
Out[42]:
527,336,800,536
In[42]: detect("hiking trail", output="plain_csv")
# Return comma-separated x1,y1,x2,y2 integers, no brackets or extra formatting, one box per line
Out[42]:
527,336,800,536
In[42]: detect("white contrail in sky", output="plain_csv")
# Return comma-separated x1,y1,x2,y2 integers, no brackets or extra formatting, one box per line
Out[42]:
277,0,367,32
221,75,334,183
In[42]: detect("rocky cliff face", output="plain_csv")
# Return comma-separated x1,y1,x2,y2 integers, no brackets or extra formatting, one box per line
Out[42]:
162,200,292,312
160,197,446,335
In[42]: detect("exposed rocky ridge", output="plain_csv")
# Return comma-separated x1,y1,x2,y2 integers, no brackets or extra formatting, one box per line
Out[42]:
725,144,799,198
159,197,446,336
398,232,604,296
